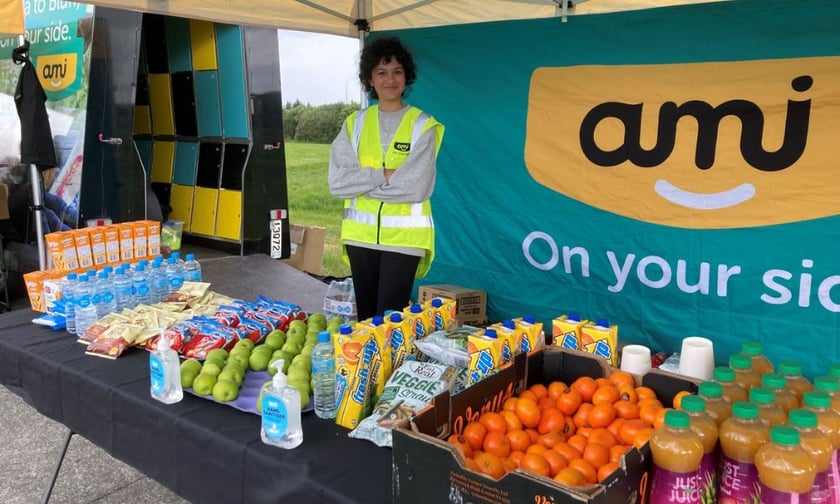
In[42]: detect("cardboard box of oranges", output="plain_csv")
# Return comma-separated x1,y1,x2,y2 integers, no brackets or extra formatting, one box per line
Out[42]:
392,347,696,503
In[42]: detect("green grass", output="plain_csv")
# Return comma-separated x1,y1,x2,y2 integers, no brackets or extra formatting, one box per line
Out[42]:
284,141,350,278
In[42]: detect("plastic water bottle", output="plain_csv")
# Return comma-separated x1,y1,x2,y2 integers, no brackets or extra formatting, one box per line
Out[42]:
74,275,97,336
89,270,103,317
150,331,183,404
312,330,336,419
172,251,185,266
97,270,117,316
165,256,185,293
183,253,202,282
64,272,77,334
149,261,168,302
112,267,132,311
132,264,151,305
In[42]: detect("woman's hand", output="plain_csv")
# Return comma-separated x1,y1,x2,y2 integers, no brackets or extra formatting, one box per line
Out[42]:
383,168,395,181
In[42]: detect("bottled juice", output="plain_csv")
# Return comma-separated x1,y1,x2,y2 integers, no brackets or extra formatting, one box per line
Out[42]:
739,340,774,376
697,381,732,425
713,366,748,404
813,375,840,414
760,373,799,413
777,360,814,403
755,426,817,499
789,408,834,504
678,395,718,500
729,354,761,392
749,387,787,427
719,402,770,503
802,391,840,498
649,410,707,504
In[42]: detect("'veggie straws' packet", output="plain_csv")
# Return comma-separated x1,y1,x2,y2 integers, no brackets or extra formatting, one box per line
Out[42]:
424,297,456,331
334,325,377,429
467,328,504,385
578,318,619,366
513,316,544,354
552,313,587,350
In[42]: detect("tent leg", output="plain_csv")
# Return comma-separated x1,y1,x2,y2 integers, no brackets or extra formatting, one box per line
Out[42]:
40,428,74,504
29,163,49,270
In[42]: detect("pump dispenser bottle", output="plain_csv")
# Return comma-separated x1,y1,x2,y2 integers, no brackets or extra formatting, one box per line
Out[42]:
261,359,303,449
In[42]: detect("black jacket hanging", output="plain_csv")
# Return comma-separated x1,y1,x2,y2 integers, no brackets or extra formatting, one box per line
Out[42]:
14,42,57,170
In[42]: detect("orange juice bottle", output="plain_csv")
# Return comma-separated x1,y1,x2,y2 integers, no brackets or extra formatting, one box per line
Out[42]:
697,381,732,425
678,395,718,500
649,410,707,504
749,387,787,428
718,402,769,503
761,373,799,413
739,340,774,376
813,375,840,414
713,366,748,404
789,408,834,504
802,391,840,500
729,354,761,392
755,425,817,500
777,360,814,403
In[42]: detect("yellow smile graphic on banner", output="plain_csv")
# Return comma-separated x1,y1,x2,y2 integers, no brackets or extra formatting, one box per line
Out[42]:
35,52,77,93
524,57,840,229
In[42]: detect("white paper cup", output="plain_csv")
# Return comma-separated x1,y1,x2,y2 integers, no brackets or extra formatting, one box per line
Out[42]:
679,336,715,380
620,345,652,375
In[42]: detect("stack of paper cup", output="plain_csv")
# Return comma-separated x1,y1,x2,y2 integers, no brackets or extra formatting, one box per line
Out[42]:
620,344,652,375
678,336,715,380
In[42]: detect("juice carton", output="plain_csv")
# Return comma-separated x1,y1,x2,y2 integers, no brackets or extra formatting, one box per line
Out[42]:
72,229,94,269
467,328,504,385
355,315,391,398
404,303,431,342
386,312,414,370
23,270,51,312
132,221,148,260
45,231,79,271
552,313,587,350
142,220,161,256
87,227,108,266
424,297,456,331
578,317,619,366
103,225,121,264
117,223,134,262
513,316,544,354
334,327,377,429
487,320,519,363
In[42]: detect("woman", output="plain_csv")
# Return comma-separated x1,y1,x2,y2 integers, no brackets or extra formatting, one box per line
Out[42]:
328,36,445,321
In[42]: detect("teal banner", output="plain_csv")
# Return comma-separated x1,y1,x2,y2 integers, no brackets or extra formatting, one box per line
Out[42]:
393,0,840,377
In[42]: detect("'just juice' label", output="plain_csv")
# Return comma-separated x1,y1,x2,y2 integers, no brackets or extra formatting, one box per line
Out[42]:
699,453,717,503
719,457,761,504
811,470,832,504
649,467,703,504
759,485,810,503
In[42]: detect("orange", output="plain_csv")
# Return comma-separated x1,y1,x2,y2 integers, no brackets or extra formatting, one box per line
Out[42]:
595,377,612,389
582,442,610,469
525,443,548,456
518,389,539,402
520,453,551,477
538,408,566,434
482,431,511,458
568,458,598,484
618,419,649,445
502,397,518,412
479,412,508,435
587,403,617,428
588,427,618,449
515,397,541,428
597,461,620,482
538,431,565,449
607,418,626,440
499,410,523,432
506,429,532,452
608,371,635,388
502,457,518,472
576,426,592,439
592,385,620,406
553,467,586,487
554,441,582,463
610,444,630,463
525,428,540,444
556,388,583,416
672,390,692,411
571,376,598,402
633,428,654,449
653,407,672,429
567,434,588,455
529,383,549,400
561,415,577,438
509,450,525,467
573,402,594,428
617,383,638,404
464,457,481,473
637,398,664,410
542,449,568,477
538,396,556,411
547,380,569,399
462,422,488,451
639,403,663,427
635,386,658,402
614,400,640,420
447,434,474,458
473,451,506,479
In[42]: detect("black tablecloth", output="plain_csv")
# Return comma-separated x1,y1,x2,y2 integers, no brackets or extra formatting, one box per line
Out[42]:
0,265,392,503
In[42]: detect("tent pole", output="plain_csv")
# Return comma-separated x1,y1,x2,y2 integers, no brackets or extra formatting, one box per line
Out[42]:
29,164,49,270
357,0,367,107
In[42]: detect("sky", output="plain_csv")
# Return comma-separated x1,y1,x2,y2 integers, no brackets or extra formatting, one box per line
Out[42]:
277,30,363,106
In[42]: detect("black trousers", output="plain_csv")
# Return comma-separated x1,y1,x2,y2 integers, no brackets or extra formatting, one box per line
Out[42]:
346,245,421,321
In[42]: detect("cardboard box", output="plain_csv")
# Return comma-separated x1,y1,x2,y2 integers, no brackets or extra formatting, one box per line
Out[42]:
280,224,325,274
392,348,698,504
142,220,161,256
132,221,148,260
117,223,134,262
87,227,108,266
0,183,9,220
72,229,94,270
103,225,121,264
23,270,51,312
45,231,79,271
417,284,487,326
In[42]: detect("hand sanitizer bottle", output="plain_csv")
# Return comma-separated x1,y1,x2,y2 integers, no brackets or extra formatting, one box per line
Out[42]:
261,360,303,449
150,331,184,404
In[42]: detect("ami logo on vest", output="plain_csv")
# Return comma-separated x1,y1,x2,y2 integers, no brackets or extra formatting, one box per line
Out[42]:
524,56,840,229
393,142,410,153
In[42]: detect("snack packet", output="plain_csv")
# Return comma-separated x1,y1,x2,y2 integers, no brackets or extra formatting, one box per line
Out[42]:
413,327,472,368
85,323,144,359
77,313,130,345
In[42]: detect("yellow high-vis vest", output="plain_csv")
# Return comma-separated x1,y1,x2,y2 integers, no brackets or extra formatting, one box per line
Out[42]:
341,105,444,277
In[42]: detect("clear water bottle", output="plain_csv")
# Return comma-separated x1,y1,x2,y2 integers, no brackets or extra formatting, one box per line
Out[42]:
132,263,152,305
112,267,132,311
64,272,77,334
165,256,185,293
74,275,97,336
312,330,336,419
183,253,202,282
149,261,168,302
172,251,185,266
89,269,103,317
97,270,117,316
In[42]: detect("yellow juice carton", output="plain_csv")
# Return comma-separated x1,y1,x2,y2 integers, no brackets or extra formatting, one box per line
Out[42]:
404,302,432,341
578,318,619,366
23,270,51,312
513,316,544,354
142,220,161,256
103,225,121,264
88,227,108,266
552,313,588,350
132,221,148,260
46,231,79,271
355,315,391,398
424,297,456,331
72,229,94,269
334,326,377,429
117,223,134,262
487,320,518,363
467,328,504,385
387,311,415,370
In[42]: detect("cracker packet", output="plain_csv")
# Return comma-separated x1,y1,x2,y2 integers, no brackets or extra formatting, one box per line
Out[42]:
77,313,130,345
85,323,144,359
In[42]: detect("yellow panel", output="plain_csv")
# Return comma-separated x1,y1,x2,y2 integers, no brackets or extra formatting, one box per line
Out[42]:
148,74,174,135
191,187,218,236
170,184,194,231
150,141,175,183
133,105,151,134
190,20,217,70
216,189,242,240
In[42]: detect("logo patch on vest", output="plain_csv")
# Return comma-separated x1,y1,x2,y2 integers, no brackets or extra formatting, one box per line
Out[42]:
394,142,410,152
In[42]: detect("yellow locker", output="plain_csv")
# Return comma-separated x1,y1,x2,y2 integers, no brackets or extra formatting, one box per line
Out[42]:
133,105,151,134
191,187,219,236
216,189,242,240
150,141,175,183
170,184,194,232
190,20,217,71
148,74,175,135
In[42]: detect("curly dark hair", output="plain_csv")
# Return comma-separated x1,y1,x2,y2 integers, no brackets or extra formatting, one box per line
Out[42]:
359,36,417,100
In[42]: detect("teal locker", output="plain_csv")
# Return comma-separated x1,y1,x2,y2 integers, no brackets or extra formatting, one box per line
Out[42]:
134,139,154,180
193,70,222,137
173,141,198,185
216,24,249,139
165,17,192,72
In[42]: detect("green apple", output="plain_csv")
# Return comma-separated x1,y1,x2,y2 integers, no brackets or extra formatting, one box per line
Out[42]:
305,332,319,345
227,353,249,369
181,358,202,375
249,351,272,372
308,313,327,331
288,319,307,333
264,330,286,350
300,345,315,357
291,354,311,370
288,368,311,384
192,373,217,395
234,338,255,351
204,356,226,370
180,368,199,389
217,369,242,386
252,344,275,356
281,341,302,356
212,380,239,402
206,348,229,362
201,362,223,378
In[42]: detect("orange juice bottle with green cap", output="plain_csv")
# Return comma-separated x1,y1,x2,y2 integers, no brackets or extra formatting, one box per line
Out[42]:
755,425,817,500
719,402,769,503
829,363,840,380
729,354,761,392
789,408,835,504
761,373,799,413
739,340,774,376
713,366,748,404
678,395,718,500
813,375,840,414
777,360,814,403
649,410,707,504
697,381,732,425
749,387,787,427
802,391,840,500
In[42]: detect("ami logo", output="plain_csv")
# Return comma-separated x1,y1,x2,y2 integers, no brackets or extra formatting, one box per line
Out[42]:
524,56,840,229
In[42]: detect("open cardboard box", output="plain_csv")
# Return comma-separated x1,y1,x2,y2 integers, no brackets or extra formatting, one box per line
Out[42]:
392,347,699,504
280,224,325,275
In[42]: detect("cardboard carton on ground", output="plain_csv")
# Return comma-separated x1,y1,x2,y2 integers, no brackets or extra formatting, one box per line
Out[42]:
417,284,487,326
0,183,9,220
280,224,325,275
392,347,698,504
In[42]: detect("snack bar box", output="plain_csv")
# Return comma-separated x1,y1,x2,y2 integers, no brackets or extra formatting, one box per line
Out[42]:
392,347,698,504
